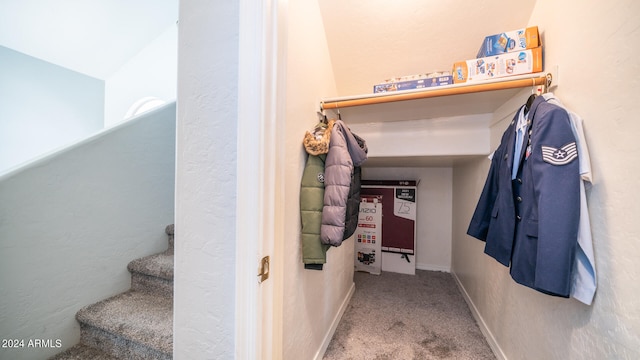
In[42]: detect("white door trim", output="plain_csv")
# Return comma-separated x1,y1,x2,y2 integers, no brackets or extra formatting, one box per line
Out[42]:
236,0,285,358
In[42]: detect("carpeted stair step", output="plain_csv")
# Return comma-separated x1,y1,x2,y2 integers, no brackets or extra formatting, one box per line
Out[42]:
165,224,174,254
127,224,174,296
75,290,173,360
49,343,119,359
49,224,175,359
128,252,174,296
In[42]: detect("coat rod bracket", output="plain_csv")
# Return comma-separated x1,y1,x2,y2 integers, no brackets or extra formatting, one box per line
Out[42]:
546,65,558,91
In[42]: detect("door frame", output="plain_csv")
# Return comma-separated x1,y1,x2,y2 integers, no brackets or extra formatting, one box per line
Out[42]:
235,0,285,358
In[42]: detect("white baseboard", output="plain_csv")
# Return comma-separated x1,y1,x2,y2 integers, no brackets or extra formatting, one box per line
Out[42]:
314,281,356,360
451,271,507,360
416,263,451,272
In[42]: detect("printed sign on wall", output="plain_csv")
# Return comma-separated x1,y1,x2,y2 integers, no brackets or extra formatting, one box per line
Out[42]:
394,188,416,221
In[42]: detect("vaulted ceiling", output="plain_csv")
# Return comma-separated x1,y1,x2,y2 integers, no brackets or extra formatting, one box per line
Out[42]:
1,0,536,90
0,0,178,80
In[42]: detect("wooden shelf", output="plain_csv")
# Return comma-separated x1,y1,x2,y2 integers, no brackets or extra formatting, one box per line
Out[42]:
319,73,552,124
321,73,551,110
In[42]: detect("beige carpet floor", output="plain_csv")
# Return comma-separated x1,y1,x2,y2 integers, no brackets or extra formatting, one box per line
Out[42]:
323,270,496,360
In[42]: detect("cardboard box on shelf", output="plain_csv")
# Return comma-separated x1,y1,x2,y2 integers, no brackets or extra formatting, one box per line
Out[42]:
476,26,540,58
373,73,453,93
453,47,543,84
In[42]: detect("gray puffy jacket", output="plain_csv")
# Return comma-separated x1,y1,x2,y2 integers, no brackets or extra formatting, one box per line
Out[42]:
321,120,368,246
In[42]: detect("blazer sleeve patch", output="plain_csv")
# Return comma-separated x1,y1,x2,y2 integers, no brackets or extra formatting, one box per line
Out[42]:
541,142,577,165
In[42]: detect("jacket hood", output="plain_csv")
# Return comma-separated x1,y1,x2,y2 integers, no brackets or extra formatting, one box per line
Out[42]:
303,120,335,155
352,131,368,155
333,120,368,167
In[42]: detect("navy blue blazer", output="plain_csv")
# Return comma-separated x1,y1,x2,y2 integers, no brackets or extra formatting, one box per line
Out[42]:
468,96,580,297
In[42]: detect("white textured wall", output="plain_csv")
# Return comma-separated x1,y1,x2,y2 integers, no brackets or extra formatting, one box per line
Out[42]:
104,24,178,127
362,167,453,272
282,1,356,359
0,103,176,360
349,115,491,158
0,46,104,173
452,0,640,358
174,1,238,358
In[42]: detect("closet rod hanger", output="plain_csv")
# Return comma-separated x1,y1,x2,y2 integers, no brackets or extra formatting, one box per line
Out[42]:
321,73,551,110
